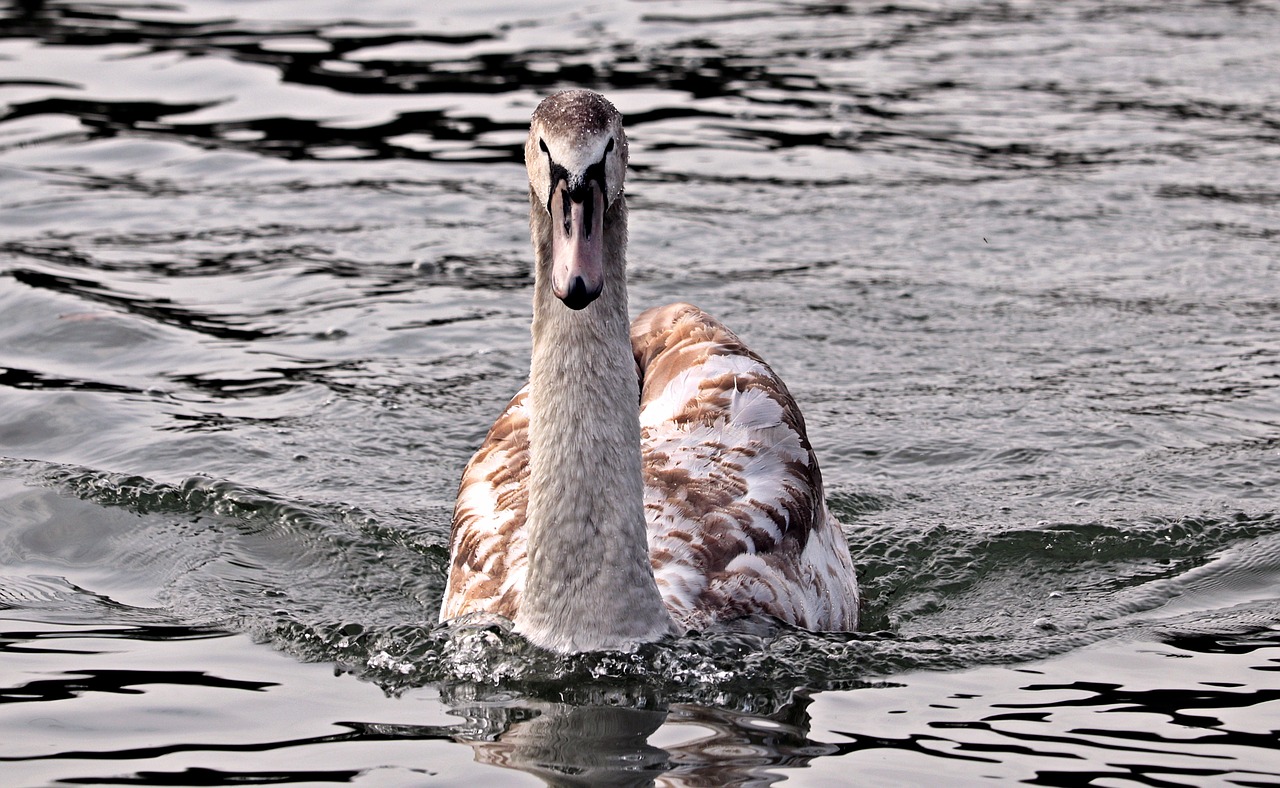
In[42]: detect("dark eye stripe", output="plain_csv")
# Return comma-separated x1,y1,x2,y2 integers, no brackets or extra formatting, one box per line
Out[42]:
582,183,595,238
542,136,614,215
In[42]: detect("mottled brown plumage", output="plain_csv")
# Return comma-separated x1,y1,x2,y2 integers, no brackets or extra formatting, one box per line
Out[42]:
443,302,859,632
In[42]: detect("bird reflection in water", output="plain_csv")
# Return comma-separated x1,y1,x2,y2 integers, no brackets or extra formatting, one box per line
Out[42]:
441,684,846,787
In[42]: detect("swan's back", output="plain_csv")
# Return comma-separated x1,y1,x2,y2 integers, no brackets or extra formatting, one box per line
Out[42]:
632,303,859,631
441,302,859,631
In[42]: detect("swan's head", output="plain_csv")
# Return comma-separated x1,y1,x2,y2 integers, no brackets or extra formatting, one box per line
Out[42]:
526,90,629,310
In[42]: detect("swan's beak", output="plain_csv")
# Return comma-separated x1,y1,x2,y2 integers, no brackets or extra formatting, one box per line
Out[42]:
549,180,605,310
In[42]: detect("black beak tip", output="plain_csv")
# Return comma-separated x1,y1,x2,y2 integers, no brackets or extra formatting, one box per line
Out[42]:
561,276,602,310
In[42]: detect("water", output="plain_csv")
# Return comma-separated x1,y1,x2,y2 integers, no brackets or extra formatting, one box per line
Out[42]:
2,0,1278,784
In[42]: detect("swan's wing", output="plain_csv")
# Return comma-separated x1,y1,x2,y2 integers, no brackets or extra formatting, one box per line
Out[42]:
632,303,859,632
440,386,530,622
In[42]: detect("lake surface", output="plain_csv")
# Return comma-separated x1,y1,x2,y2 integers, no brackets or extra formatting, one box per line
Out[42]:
2,0,1279,784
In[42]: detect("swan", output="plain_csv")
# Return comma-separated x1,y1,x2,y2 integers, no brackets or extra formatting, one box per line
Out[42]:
440,89,859,653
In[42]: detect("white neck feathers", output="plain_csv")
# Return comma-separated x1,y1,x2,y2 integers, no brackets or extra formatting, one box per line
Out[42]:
514,193,674,652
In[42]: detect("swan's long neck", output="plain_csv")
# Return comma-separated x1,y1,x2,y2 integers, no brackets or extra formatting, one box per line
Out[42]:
515,192,674,652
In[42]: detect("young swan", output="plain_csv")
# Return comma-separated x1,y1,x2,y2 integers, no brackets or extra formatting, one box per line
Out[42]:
441,90,859,654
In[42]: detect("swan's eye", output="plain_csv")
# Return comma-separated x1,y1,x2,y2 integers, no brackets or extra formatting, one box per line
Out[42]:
604,137,614,155
539,138,549,156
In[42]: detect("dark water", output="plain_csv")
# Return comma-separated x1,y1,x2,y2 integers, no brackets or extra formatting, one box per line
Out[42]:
2,0,1279,784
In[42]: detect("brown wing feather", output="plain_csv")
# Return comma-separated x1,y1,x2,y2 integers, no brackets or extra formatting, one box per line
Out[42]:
632,302,859,631
440,387,530,622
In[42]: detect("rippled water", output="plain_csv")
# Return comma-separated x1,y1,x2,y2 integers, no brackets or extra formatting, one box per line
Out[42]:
2,0,1279,784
